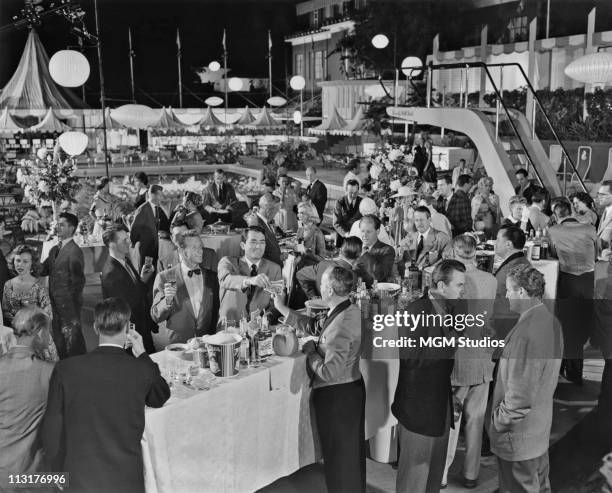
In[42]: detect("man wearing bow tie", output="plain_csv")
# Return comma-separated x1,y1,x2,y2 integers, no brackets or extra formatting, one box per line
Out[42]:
151,231,219,343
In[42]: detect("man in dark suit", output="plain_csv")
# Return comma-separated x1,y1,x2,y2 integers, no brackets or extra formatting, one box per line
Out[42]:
393,260,466,493
253,193,282,266
151,230,219,343
130,184,170,271
40,212,86,359
548,199,598,385
218,226,282,323
355,214,395,284
42,297,170,493
202,169,239,224
297,235,363,298
514,168,536,204
492,225,530,338
333,179,362,248
437,175,473,236
305,166,327,224
101,225,157,354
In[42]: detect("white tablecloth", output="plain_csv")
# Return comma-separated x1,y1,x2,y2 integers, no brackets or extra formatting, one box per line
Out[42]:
144,351,317,493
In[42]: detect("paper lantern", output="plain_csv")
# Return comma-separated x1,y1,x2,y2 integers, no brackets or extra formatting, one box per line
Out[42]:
228,77,243,91
290,75,306,91
293,111,302,124
59,131,88,156
564,52,612,85
36,147,48,160
49,50,90,87
371,34,389,49
110,104,159,129
205,96,224,107
267,96,287,107
364,84,389,99
401,56,423,77
208,61,221,72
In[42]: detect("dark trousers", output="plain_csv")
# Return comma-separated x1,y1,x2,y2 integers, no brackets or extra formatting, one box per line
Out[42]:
312,378,366,493
556,271,594,381
497,452,550,493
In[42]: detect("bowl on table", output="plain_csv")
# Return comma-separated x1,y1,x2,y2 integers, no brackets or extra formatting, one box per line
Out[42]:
165,343,187,357
305,299,329,318
375,282,401,296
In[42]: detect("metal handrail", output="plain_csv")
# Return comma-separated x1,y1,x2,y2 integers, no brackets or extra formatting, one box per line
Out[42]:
401,61,586,194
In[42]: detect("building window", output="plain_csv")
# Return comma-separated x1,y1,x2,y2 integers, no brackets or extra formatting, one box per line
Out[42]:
507,15,528,42
296,54,304,77
312,9,319,28
315,51,324,80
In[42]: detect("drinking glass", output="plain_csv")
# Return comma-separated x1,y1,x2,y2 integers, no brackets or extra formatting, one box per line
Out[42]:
165,267,177,288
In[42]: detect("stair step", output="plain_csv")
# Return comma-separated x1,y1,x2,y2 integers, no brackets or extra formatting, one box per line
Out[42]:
506,149,526,155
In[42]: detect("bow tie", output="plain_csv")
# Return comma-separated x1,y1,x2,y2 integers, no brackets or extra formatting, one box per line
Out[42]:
187,268,201,278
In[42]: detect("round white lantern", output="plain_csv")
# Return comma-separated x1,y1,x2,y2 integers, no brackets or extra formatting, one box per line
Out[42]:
401,56,423,77
228,77,243,91
205,96,224,107
267,96,287,107
59,131,89,156
208,61,221,72
290,75,306,91
371,34,389,49
37,147,48,160
293,111,302,124
564,52,612,85
110,104,159,129
49,50,90,87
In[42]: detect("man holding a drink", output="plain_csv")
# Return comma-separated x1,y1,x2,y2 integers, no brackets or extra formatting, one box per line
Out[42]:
151,231,219,343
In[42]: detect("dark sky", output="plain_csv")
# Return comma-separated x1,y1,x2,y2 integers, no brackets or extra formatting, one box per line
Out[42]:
0,0,299,107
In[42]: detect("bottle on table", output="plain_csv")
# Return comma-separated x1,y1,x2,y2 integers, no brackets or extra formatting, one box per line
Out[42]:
408,260,421,294
397,287,411,311
531,228,542,261
541,228,549,260
239,315,250,368
257,311,274,358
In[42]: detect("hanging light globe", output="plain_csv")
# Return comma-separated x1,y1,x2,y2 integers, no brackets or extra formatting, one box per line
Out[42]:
401,56,423,77
564,52,612,86
204,96,224,107
49,50,90,87
371,34,389,49
267,96,287,107
208,61,221,72
290,75,306,91
293,111,302,124
228,77,243,91
59,131,89,156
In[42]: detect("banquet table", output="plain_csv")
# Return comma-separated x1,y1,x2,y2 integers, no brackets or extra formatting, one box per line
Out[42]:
144,351,317,493
41,239,108,275
200,233,242,259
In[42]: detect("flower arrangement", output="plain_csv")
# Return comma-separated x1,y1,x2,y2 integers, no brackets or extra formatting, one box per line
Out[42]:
368,143,419,205
16,144,81,212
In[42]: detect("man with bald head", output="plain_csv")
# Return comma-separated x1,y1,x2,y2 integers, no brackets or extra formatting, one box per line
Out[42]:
253,193,282,266
305,166,327,224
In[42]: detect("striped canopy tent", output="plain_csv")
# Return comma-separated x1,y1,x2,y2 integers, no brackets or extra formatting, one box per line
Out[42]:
30,108,70,132
246,106,283,129
235,106,255,125
149,107,188,129
0,108,24,135
0,30,86,109
331,106,366,136
309,105,347,135
96,107,124,130
199,107,224,129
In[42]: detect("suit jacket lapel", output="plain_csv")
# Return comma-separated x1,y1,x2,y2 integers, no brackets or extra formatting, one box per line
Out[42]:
176,266,196,320
598,209,612,236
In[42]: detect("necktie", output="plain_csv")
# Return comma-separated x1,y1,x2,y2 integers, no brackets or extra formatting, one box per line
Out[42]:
416,234,424,259
218,185,225,203
154,206,160,230
245,263,258,318
53,242,62,261
443,198,448,211
188,268,201,278
124,257,139,284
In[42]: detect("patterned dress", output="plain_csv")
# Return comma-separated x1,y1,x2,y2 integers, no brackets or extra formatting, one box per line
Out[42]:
2,278,58,363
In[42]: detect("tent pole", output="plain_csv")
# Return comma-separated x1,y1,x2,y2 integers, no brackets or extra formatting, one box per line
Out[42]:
94,0,109,178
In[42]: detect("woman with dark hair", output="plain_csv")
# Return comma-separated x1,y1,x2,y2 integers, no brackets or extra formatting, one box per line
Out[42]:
571,191,599,228
2,245,56,362
133,171,149,209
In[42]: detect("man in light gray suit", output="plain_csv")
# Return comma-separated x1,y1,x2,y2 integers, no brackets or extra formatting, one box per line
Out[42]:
217,226,282,323
488,265,563,493
443,234,497,489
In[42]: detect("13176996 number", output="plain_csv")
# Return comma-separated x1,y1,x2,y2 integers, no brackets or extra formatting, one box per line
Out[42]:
7,473,69,489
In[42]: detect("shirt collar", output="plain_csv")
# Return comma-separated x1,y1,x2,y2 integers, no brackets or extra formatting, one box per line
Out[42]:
99,343,124,349
109,252,127,265
243,256,262,270
257,212,269,225
418,228,431,238
181,261,199,276
60,237,74,248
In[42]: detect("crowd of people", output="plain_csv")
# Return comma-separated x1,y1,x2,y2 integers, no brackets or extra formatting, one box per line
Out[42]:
0,153,611,493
